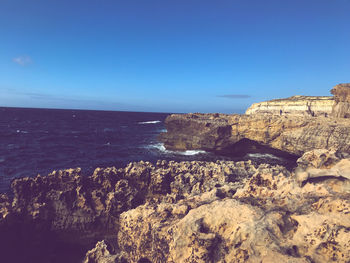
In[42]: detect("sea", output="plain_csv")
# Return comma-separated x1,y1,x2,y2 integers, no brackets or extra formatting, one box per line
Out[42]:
0,107,296,193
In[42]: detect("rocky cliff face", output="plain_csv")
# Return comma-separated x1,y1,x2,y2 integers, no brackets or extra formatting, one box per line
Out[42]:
1,150,350,263
331,83,350,118
160,113,350,156
246,95,334,117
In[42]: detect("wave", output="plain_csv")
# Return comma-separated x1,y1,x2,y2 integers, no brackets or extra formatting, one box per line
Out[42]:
138,120,161,124
16,130,29,134
147,143,207,156
246,153,283,161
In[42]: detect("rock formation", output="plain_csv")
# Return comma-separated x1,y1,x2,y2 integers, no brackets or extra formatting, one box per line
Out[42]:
160,113,350,156
83,241,119,263
0,160,269,263
1,149,349,263
160,84,350,157
246,95,333,117
331,83,350,118
115,149,350,262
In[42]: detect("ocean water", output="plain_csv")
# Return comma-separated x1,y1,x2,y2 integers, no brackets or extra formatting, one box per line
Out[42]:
0,107,296,193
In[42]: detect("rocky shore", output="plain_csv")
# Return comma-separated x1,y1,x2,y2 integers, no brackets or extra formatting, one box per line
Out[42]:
1,83,350,262
0,149,349,262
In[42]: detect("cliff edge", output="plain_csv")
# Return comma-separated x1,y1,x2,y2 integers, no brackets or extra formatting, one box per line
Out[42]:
245,95,333,117
161,83,350,157
160,113,350,156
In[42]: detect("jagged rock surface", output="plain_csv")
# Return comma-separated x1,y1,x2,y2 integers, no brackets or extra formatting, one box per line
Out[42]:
1,150,350,263
160,113,350,156
116,150,350,263
331,83,350,118
246,95,333,117
0,160,264,263
83,241,120,263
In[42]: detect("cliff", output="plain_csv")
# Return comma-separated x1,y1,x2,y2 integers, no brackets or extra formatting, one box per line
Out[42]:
2,149,349,262
160,113,350,156
160,84,350,157
245,95,333,117
331,83,350,118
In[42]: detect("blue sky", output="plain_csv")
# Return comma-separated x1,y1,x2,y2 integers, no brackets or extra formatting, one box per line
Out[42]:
0,0,349,113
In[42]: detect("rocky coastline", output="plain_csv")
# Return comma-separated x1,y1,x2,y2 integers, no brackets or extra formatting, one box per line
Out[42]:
1,84,350,262
160,84,350,157
1,150,349,262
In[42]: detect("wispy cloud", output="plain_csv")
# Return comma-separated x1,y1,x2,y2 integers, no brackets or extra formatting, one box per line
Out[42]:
217,94,251,99
13,55,32,66
0,87,128,110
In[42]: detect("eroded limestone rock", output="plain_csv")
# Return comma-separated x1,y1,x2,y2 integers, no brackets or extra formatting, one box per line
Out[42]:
331,83,350,118
0,160,263,263
2,150,350,263
246,95,333,117
83,241,118,263
160,113,350,156
295,149,350,192
115,150,350,262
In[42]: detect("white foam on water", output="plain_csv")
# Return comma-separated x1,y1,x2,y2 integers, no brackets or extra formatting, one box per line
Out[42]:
181,150,207,156
147,143,207,156
138,120,161,124
16,130,28,134
246,153,283,161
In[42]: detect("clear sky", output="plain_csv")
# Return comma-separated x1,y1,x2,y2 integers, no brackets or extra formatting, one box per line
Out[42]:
0,0,349,113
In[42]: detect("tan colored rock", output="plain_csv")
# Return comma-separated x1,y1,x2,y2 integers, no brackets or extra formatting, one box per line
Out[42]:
331,83,350,118
0,159,268,263
246,95,333,117
83,241,117,263
295,149,350,192
118,191,303,263
0,194,10,219
296,148,343,169
289,211,350,262
116,150,350,262
160,113,350,156
2,150,350,263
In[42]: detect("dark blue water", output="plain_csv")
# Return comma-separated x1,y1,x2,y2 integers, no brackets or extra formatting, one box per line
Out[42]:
0,107,295,193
